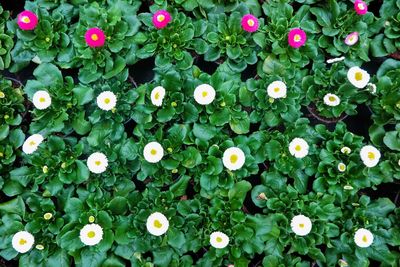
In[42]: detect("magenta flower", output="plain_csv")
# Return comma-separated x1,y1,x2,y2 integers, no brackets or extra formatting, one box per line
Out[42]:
152,10,172,29
344,32,359,46
85,28,105,48
288,28,307,48
17,10,38,31
354,0,368,15
241,14,259,33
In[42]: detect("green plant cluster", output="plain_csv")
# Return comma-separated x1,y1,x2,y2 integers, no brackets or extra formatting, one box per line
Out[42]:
0,0,400,267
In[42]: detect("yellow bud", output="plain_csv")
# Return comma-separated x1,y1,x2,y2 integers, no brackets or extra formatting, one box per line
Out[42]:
88,215,95,223
220,102,226,107
167,147,173,153
42,190,51,197
61,162,66,169
43,212,53,220
0,152,3,157
173,44,177,48
172,169,178,173
225,36,230,41
67,102,73,108
42,165,48,174
4,115,9,119
0,91,5,98
171,102,177,107
268,97,275,103
45,37,50,42
112,107,117,113
35,244,44,250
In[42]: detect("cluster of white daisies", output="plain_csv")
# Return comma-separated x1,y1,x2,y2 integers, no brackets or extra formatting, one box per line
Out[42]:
11,212,374,254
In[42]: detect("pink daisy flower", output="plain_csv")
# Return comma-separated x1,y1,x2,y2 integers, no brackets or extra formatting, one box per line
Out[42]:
152,10,172,29
354,0,368,15
17,10,38,31
85,28,106,48
241,14,259,33
288,28,307,48
344,32,359,46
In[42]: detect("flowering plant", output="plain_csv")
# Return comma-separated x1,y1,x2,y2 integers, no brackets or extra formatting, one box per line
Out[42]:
0,0,400,266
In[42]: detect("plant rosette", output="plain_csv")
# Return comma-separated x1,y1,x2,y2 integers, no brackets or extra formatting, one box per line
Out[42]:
325,195,398,266
23,63,92,135
309,0,381,63
303,62,371,120
137,9,207,71
244,75,303,128
66,1,141,83
8,6,72,73
255,2,319,73
312,123,368,202
251,186,342,262
204,11,261,72
0,6,14,70
370,1,400,57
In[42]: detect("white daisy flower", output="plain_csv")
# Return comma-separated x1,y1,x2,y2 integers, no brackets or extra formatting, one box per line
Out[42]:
323,93,341,107
347,67,370,89
12,231,34,253
210,231,229,249
146,212,169,236
143,142,164,163
367,83,377,94
341,146,351,154
32,90,51,110
194,84,215,105
290,215,312,236
222,147,245,171
360,145,380,167
354,228,373,248
267,81,287,99
150,86,166,107
97,91,117,111
288,138,309,159
79,223,103,246
87,152,108,174
337,162,346,172
22,134,44,154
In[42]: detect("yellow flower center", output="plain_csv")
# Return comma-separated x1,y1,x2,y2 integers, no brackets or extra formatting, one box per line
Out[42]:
22,16,31,23
202,91,208,97
358,3,365,10
294,34,301,42
89,216,95,223
157,14,165,22
328,96,336,102
216,237,223,242
247,19,255,27
367,152,375,160
150,149,157,155
104,98,110,104
19,238,27,245
355,72,363,81
95,160,101,166
29,141,36,146
91,34,99,41
39,97,46,103
87,231,96,238
230,154,238,164
295,145,302,151
362,235,368,242
339,164,345,171
153,219,162,228
349,36,354,42
299,223,304,228
274,87,280,93
155,92,160,100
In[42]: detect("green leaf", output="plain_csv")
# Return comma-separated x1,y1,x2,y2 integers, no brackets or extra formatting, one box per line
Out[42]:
193,123,217,141
170,175,191,197
365,198,395,217
0,125,9,141
229,116,250,134
108,196,128,215
228,181,252,210
180,147,202,168
0,197,25,216
33,63,63,86
73,85,94,105
167,229,185,250
383,131,400,151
